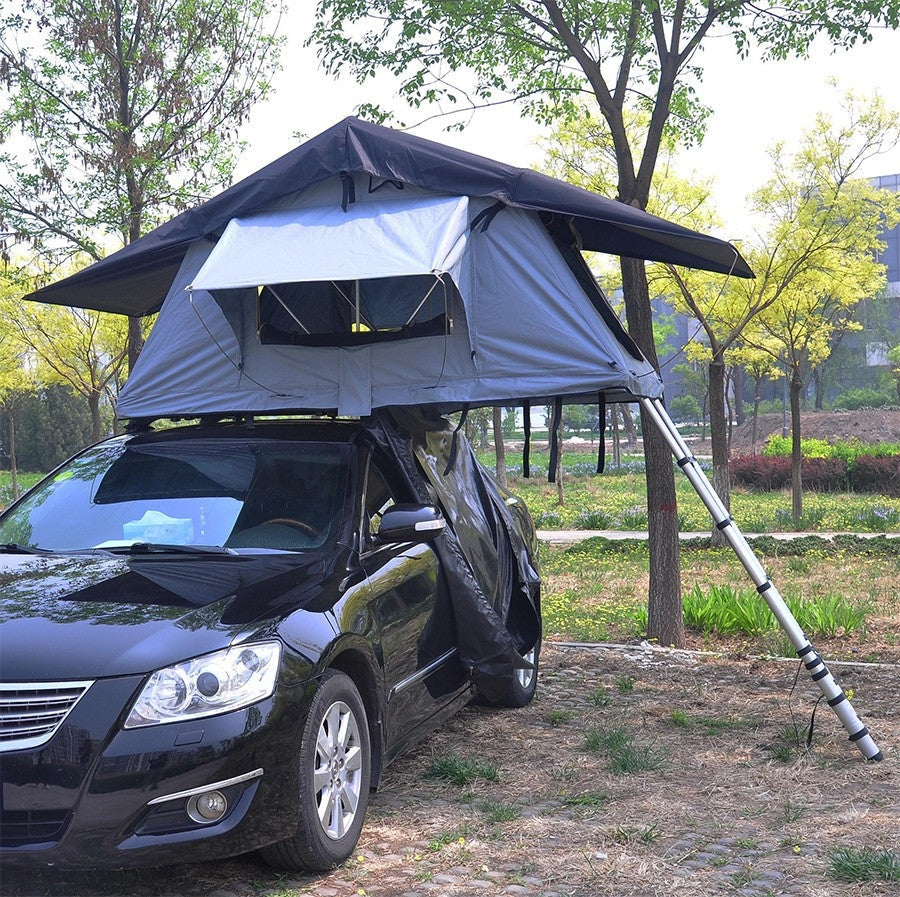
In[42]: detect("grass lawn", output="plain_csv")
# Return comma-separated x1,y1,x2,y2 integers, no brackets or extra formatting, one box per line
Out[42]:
481,450,900,532
540,536,900,662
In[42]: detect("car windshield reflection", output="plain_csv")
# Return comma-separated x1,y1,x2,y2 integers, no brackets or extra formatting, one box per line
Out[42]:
0,438,352,555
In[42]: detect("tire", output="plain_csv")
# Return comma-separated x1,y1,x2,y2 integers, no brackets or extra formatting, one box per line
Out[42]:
259,669,371,872
486,639,540,708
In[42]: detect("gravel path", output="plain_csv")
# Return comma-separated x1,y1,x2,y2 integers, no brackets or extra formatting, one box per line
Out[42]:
4,643,897,897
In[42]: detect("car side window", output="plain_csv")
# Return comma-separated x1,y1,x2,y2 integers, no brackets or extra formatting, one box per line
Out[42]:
363,462,395,541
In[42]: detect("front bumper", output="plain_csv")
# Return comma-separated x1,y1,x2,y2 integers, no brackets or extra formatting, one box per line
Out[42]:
1,662,316,868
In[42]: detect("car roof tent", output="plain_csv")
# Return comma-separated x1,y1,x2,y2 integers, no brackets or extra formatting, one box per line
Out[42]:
23,118,881,762
23,117,752,420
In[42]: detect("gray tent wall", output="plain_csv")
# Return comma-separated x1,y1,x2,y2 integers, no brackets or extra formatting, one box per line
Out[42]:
118,182,661,419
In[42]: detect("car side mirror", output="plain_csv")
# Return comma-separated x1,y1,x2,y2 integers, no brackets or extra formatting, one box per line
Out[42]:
375,504,446,543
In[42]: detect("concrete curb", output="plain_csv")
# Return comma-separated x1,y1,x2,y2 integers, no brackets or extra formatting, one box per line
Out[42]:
537,529,900,545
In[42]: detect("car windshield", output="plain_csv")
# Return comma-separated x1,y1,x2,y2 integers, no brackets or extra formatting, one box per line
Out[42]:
0,436,352,554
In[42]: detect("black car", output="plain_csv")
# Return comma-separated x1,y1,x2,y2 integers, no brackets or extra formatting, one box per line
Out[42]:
0,414,540,872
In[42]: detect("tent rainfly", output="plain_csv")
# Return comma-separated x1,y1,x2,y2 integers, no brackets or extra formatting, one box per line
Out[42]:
25,117,881,761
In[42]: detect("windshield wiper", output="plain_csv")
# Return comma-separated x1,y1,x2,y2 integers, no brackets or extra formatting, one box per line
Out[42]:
0,542,55,555
106,542,236,556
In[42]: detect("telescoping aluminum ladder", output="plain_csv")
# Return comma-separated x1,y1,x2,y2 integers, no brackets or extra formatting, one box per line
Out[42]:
639,396,883,762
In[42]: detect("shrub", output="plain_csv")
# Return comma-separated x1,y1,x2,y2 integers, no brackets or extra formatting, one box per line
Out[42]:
832,388,895,411
730,454,848,492
762,435,900,464
669,394,702,423
730,454,792,490
618,506,648,529
574,508,615,529
854,505,900,531
800,457,849,492
850,455,900,497
682,584,868,638
427,754,499,786
763,434,834,458
774,506,828,531
829,846,900,883
534,510,564,528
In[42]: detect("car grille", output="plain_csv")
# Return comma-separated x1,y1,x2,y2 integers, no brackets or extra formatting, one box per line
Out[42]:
0,681,93,752
0,809,71,847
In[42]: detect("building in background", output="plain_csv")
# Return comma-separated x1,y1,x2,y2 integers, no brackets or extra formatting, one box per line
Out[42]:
874,174,900,299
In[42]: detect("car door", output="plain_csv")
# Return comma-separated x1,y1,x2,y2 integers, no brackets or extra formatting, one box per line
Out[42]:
358,456,464,747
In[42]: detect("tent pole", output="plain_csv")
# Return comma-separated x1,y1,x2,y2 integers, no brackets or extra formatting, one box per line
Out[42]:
639,396,883,762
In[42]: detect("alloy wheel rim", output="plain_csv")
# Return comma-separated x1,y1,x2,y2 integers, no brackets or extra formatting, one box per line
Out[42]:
517,646,537,690
313,699,363,840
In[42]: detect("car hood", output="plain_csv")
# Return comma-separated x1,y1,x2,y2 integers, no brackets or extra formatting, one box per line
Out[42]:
0,552,339,680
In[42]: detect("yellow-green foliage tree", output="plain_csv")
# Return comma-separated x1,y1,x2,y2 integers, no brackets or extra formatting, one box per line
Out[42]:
725,343,782,454
0,297,128,443
312,0,900,649
0,284,36,500
545,110,750,534
738,93,900,523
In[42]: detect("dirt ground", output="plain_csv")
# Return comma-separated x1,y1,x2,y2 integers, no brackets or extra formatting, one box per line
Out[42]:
4,643,897,897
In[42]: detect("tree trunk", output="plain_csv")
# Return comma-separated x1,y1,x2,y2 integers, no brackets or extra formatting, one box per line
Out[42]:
725,367,734,449
812,367,825,411
733,365,746,425
555,434,565,506
127,315,144,374
492,406,507,488
708,359,731,546
781,375,789,439
751,376,762,455
621,405,638,449
790,374,804,525
621,256,684,648
88,389,103,443
5,407,19,501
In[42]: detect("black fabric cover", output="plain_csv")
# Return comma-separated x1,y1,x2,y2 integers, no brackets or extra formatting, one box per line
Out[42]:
366,408,540,701
26,117,752,315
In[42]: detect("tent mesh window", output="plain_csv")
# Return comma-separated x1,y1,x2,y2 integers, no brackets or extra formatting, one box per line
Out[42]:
257,274,456,347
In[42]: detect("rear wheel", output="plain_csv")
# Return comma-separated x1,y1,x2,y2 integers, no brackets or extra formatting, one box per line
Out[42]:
259,670,371,872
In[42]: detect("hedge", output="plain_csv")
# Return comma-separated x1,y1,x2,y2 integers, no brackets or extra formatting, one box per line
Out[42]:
730,452,900,496
850,455,900,497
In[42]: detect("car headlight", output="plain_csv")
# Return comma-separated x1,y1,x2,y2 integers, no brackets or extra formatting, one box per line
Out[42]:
124,642,282,728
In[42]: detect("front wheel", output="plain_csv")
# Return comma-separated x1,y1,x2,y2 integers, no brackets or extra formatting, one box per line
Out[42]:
484,640,540,708
259,670,371,872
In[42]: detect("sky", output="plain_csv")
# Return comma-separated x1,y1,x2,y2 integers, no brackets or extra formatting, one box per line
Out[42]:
236,9,900,243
